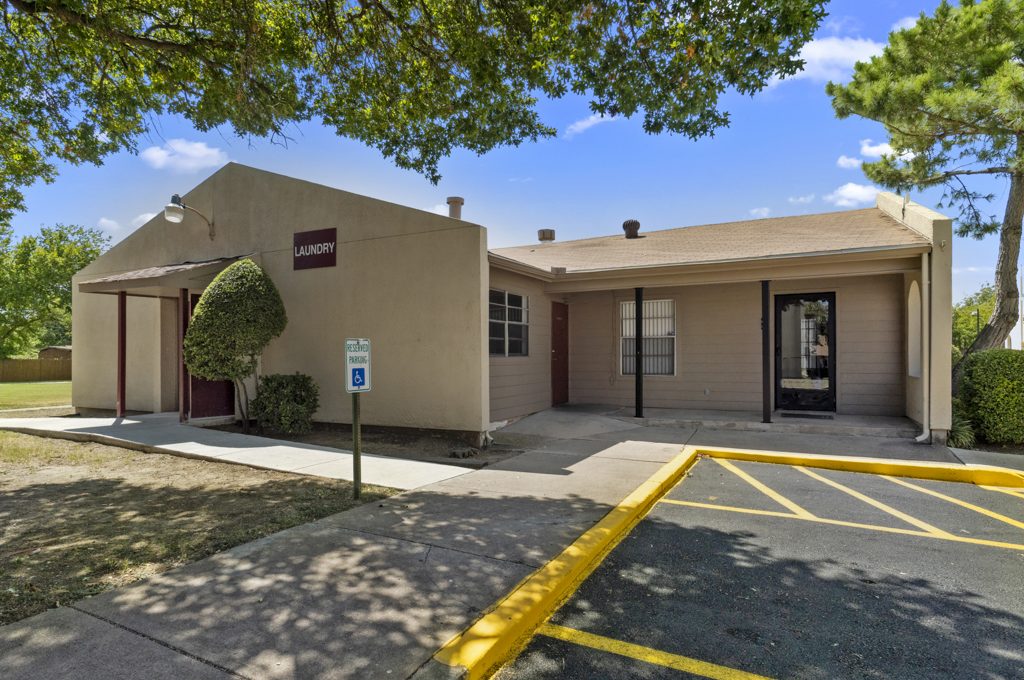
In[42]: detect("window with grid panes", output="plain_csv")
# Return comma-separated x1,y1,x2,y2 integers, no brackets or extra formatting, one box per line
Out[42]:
489,290,529,356
620,300,675,375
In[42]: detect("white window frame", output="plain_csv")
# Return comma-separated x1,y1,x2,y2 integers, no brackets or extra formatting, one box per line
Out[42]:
620,299,676,376
490,289,529,357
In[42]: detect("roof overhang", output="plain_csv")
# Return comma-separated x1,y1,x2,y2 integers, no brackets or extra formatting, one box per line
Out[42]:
489,244,929,293
77,256,247,298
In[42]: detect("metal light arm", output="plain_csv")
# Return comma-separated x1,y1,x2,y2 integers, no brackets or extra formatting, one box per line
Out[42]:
166,194,215,240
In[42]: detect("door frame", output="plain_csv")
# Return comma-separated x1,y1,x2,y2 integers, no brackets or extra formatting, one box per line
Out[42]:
774,291,837,412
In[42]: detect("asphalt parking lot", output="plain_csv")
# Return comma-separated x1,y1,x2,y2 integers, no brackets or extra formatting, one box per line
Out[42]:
497,457,1024,679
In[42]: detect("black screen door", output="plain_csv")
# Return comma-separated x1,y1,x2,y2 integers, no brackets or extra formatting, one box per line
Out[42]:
775,292,836,412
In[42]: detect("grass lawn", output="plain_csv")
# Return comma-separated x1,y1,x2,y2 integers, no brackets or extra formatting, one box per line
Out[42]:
0,431,396,626
0,381,72,410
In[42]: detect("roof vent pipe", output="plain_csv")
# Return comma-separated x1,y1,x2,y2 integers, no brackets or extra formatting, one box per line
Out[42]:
538,228,556,243
446,196,464,219
623,219,641,239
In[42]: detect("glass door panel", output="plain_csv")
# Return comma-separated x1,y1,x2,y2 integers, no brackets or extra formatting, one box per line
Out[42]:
775,293,835,411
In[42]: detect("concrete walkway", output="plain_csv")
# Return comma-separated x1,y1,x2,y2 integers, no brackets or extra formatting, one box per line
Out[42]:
0,410,967,679
0,413,467,490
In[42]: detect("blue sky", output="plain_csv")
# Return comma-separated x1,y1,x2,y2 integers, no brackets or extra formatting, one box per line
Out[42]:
11,0,1020,337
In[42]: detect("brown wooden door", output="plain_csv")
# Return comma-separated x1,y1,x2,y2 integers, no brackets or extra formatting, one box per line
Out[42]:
188,294,236,418
551,302,569,405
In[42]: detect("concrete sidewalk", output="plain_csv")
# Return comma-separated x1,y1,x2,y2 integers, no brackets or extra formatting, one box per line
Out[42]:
0,437,685,680
0,413,467,490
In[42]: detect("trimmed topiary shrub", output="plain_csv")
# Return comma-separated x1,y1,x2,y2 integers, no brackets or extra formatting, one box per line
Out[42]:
960,349,1024,445
251,373,320,435
184,259,287,431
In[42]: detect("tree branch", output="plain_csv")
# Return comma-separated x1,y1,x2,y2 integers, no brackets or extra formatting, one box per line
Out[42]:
8,0,222,60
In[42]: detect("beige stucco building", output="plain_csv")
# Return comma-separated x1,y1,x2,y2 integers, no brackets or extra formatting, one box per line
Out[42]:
72,164,953,442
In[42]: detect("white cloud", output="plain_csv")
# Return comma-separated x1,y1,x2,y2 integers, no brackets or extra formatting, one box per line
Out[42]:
824,16,861,36
859,139,894,157
430,204,448,216
564,114,617,139
748,207,771,219
787,194,815,205
140,139,228,173
131,212,157,228
778,37,884,84
891,16,918,32
953,266,994,274
837,155,862,169
508,176,534,183
97,217,121,233
860,138,915,161
824,182,879,208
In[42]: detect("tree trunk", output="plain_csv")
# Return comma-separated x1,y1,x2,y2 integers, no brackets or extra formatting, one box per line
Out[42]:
953,172,1024,392
235,379,250,433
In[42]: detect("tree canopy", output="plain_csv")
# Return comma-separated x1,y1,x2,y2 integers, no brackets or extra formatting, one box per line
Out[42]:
2,0,827,224
953,283,996,353
827,0,1024,379
0,223,108,358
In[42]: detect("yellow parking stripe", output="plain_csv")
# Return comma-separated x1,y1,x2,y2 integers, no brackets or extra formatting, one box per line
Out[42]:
982,485,1024,501
538,623,772,680
885,477,1024,532
794,466,954,537
659,499,1024,551
712,458,815,518
660,498,802,520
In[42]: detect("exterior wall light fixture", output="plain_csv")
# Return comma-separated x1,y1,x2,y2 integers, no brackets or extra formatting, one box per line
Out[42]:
164,194,215,240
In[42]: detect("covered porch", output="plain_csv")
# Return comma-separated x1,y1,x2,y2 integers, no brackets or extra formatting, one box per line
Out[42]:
74,257,243,421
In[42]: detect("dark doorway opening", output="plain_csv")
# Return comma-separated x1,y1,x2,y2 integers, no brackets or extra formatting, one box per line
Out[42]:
551,302,569,405
775,292,836,412
188,294,235,418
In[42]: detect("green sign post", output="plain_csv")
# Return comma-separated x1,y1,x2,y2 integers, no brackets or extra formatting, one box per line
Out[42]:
345,338,371,499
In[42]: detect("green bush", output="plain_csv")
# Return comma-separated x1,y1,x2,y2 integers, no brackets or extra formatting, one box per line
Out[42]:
947,398,976,449
960,349,1024,445
251,373,320,435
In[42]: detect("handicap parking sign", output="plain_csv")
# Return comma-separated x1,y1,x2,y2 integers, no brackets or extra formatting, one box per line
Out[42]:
345,339,371,393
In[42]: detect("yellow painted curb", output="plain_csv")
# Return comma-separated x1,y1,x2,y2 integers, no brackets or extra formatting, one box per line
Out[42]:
697,447,1024,488
432,445,700,680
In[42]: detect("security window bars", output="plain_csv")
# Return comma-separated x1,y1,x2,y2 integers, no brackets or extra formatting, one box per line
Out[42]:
490,289,529,356
621,300,675,375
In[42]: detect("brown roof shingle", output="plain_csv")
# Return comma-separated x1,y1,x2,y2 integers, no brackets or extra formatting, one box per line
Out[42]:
491,208,929,273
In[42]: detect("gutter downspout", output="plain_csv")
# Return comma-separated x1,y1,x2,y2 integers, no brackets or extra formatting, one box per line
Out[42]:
915,251,931,443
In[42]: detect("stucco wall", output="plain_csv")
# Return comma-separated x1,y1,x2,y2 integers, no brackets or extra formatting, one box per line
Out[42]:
72,163,489,434
488,267,553,423
567,274,906,416
568,282,762,411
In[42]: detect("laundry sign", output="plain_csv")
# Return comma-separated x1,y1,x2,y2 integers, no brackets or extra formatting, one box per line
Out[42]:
293,228,337,270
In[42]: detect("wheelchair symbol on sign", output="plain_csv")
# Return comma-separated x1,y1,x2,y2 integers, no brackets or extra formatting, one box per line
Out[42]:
351,368,365,387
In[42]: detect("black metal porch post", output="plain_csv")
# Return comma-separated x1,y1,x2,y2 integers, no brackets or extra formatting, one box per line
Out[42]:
762,280,771,423
635,287,644,418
